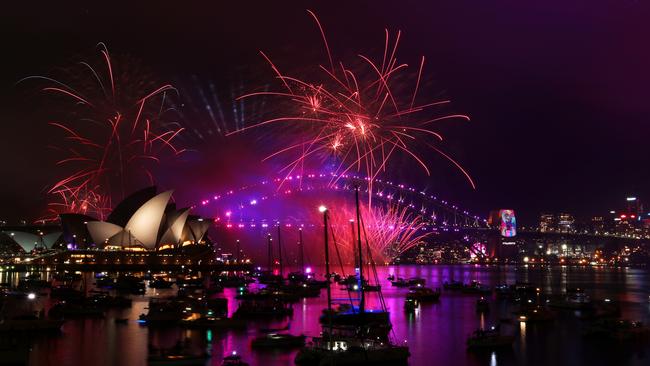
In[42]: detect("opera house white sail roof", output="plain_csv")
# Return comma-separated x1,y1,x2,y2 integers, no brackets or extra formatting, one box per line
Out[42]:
61,187,211,250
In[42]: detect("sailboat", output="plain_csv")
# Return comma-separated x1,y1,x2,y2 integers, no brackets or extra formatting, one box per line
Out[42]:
295,188,410,366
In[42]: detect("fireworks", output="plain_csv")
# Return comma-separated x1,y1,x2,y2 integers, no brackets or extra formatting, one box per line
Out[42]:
22,43,185,220
230,10,475,199
328,203,431,263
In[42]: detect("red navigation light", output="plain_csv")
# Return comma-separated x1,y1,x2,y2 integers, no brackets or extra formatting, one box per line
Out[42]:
631,215,636,219
620,215,627,219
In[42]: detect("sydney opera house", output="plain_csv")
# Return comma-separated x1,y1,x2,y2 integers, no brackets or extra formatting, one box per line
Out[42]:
1,187,224,269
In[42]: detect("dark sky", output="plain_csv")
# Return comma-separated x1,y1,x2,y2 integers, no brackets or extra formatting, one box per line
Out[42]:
2,1,650,224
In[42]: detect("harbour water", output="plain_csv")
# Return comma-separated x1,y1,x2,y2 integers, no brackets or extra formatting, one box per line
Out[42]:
3,265,650,366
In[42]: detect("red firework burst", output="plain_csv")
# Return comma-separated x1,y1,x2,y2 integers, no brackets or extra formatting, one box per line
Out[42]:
23,43,185,220
230,10,476,200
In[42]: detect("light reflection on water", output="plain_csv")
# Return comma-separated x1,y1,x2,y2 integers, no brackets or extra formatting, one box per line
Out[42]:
1,265,647,366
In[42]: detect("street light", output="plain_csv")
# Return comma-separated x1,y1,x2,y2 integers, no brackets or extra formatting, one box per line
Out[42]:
318,205,327,213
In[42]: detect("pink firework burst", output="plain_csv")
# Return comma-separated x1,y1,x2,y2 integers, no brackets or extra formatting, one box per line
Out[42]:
23,43,185,220
328,203,431,264
230,10,475,202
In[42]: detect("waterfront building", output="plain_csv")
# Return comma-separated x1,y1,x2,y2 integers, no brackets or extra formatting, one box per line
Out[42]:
539,213,555,232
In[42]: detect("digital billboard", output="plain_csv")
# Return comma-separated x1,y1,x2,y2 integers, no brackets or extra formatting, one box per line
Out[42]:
500,209,516,237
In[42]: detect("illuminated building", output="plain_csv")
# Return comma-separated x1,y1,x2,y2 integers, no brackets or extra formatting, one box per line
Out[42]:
539,213,555,232
557,213,575,233
591,216,604,234
626,196,643,216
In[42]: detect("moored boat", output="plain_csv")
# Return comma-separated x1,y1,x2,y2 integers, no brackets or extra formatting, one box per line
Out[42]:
295,337,410,366
221,352,249,366
406,287,440,302
404,298,418,313
476,297,490,313
548,289,593,310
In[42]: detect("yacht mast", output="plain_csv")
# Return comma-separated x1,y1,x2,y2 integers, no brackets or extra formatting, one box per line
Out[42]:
355,186,365,313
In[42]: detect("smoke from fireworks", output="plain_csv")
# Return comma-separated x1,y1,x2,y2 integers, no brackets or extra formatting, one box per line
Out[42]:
230,10,476,202
21,43,185,220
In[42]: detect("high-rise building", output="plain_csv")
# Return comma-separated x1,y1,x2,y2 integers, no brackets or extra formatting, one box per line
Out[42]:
539,213,555,232
557,213,575,233
626,196,643,216
591,216,604,234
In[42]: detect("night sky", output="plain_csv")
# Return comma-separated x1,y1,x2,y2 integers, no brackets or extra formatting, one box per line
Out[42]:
2,1,650,225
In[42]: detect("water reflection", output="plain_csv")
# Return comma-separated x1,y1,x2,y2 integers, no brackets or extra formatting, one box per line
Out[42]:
9,265,648,366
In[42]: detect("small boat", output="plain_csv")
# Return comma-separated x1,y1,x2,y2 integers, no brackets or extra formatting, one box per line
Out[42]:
344,280,380,293
576,299,621,320
233,296,294,318
466,327,514,349
295,337,410,366
516,306,556,323
391,278,409,287
476,297,490,313
548,289,593,310
287,271,307,283
278,283,321,298
222,352,249,366
404,298,418,313
114,275,146,294
406,287,440,302
251,333,306,348
214,275,254,288
175,276,204,289
461,281,492,295
392,277,426,288
256,273,284,286
363,284,382,292
407,278,426,287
